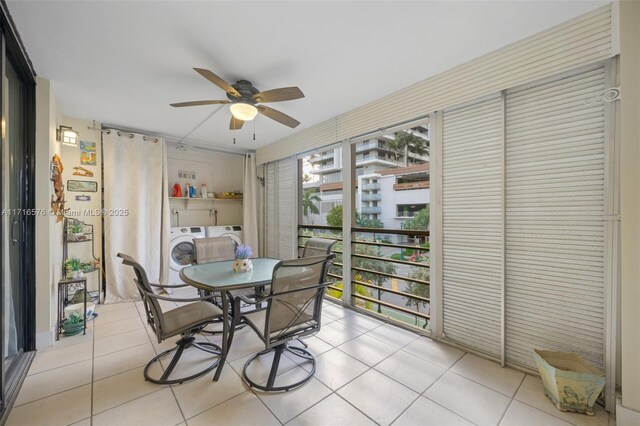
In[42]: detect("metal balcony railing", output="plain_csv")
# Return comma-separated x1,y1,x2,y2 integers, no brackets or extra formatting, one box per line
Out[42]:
298,225,344,301
361,193,382,201
362,183,381,190
298,224,430,331
309,152,335,162
315,162,338,171
351,227,430,330
360,206,382,214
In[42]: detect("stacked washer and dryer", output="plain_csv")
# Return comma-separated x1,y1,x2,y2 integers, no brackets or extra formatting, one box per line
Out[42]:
169,225,243,286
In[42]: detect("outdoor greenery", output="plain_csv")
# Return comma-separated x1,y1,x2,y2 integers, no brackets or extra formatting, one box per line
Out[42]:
302,188,321,218
326,279,372,309
390,243,430,261
402,206,429,231
405,266,430,326
325,205,343,227
325,204,384,229
387,131,428,165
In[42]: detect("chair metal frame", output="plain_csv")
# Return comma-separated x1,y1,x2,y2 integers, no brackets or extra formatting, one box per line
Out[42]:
234,254,335,392
302,237,337,258
117,253,223,385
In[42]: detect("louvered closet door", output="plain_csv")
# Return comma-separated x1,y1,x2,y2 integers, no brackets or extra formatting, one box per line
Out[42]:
505,66,606,370
441,96,504,357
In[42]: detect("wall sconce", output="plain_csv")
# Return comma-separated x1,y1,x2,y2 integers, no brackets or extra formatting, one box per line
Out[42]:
57,125,79,147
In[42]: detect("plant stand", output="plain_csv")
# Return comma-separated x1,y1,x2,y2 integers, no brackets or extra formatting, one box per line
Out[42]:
57,277,88,340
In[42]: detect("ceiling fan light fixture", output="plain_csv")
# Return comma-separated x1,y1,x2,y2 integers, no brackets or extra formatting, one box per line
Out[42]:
230,102,258,121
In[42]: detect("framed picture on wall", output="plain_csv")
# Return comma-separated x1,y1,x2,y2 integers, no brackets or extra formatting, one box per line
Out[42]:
67,180,97,192
80,141,97,166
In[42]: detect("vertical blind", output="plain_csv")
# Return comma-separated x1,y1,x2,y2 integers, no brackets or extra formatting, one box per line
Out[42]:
440,65,607,370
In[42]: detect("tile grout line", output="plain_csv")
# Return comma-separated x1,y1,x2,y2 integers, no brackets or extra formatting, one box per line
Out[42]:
281,390,335,425
247,386,286,425
445,368,522,399
495,374,527,426
383,342,468,425
286,321,419,425
515,388,581,426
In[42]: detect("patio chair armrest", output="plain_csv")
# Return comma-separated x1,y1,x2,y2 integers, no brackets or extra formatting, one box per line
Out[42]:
149,282,189,289
144,291,218,303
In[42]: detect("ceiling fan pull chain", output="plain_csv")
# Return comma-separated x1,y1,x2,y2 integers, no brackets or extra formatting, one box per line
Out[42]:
253,119,256,141
233,137,236,145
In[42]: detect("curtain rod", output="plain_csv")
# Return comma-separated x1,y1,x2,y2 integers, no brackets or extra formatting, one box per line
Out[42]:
92,123,253,157
103,129,160,143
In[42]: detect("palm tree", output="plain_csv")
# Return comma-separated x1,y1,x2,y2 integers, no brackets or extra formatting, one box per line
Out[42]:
392,131,428,165
302,189,321,218
386,137,406,165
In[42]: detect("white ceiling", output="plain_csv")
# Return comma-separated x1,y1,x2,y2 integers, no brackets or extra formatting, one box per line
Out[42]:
9,0,607,151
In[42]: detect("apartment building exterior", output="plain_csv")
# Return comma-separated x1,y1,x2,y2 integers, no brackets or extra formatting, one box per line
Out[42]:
302,128,429,230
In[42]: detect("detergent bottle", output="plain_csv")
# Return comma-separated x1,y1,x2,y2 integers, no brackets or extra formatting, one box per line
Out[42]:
172,183,182,197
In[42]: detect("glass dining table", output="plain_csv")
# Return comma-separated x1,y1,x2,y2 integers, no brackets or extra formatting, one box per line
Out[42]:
179,258,281,380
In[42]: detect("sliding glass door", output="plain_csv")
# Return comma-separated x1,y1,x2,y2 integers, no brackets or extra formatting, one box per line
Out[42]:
2,52,25,376
0,4,36,418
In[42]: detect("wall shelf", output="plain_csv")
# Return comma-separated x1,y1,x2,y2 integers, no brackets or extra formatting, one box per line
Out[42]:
169,196,243,208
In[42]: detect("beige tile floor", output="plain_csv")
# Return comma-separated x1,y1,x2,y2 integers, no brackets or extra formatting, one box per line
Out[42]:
7,289,615,426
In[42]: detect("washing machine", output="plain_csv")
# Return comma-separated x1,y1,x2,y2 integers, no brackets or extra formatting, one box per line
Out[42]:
169,226,207,286
206,225,243,247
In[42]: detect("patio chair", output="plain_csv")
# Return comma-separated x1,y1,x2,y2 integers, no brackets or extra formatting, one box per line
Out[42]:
234,254,335,392
117,253,223,385
194,236,236,264
302,237,337,258
193,236,236,299
194,236,259,328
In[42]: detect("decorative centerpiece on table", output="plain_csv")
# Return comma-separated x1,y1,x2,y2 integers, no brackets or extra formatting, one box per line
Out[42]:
232,245,253,273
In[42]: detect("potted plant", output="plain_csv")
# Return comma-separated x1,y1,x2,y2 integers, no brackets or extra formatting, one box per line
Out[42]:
62,311,84,336
64,257,81,279
232,245,253,273
68,222,84,240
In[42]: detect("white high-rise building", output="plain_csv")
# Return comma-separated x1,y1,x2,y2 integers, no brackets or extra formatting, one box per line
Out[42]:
302,126,429,229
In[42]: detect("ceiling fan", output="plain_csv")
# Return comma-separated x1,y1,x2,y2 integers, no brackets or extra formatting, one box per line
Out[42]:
171,68,304,130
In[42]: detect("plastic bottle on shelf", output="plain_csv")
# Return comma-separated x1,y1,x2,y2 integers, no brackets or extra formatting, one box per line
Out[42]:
185,183,191,198
189,185,196,198
201,184,207,198
172,183,182,198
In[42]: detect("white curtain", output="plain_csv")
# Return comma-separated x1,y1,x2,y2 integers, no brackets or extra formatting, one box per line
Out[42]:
243,154,260,256
103,131,170,303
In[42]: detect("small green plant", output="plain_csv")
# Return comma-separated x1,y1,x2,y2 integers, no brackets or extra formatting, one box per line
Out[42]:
65,311,84,325
64,257,81,272
68,222,83,234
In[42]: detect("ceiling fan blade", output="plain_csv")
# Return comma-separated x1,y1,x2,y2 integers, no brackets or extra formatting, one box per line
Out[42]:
257,105,300,128
193,68,241,97
253,87,305,103
170,100,230,107
229,116,245,130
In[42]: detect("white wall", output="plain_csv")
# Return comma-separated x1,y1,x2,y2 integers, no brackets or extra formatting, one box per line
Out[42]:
35,80,104,347
34,77,62,347
60,116,103,295
167,147,244,228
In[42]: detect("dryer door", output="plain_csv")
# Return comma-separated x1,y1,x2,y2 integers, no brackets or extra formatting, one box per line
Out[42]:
220,232,242,248
170,235,196,272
